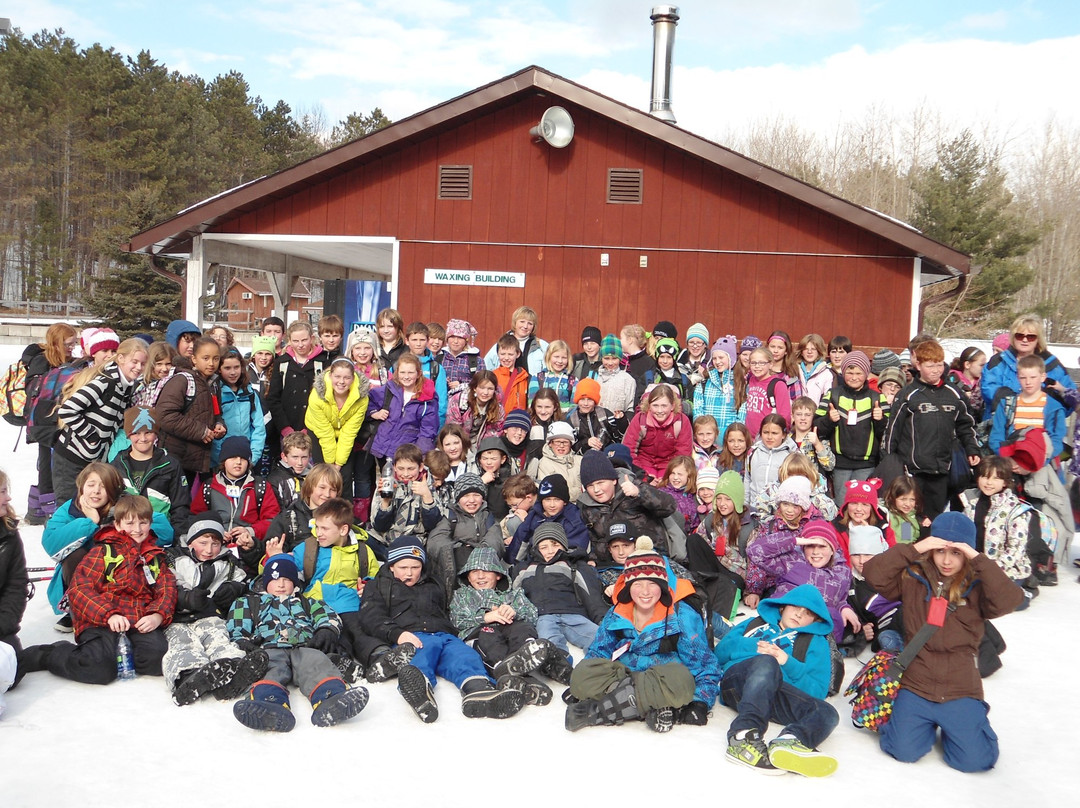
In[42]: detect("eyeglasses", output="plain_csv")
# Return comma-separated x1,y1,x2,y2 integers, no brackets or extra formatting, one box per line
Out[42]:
1013,333,1038,342
749,361,770,367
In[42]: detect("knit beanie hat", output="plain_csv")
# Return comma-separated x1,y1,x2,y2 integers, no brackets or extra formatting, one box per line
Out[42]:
264,554,301,589
445,318,478,341
475,435,508,457
930,512,976,549
739,335,762,353
250,335,278,355
991,333,1011,353
876,367,905,390
696,466,720,492
502,409,532,433
871,349,902,374
848,524,889,556
711,336,737,365
581,449,618,487
82,327,120,357
999,427,1047,472
776,476,813,510
654,338,680,359
842,478,884,517
797,519,839,551
686,323,710,345
652,321,677,341
841,350,872,377
219,436,251,462
617,537,671,605
387,535,427,567
546,421,575,443
574,377,601,404
898,349,912,366
714,471,745,514
454,472,487,502
605,443,634,471
123,406,158,435
581,326,602,346
538,474,570,503
600,333,623,359
533,522,569,550
186,518,226,546
346,328,379,359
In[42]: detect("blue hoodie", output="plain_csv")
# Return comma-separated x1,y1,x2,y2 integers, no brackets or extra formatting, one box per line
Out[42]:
715,584,834,699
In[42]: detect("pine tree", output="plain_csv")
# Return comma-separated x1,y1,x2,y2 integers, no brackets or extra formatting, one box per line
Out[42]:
914,130,1040,335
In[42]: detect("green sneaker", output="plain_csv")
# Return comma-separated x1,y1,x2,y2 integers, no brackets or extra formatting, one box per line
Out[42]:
726,730,785,775
768,737,838,778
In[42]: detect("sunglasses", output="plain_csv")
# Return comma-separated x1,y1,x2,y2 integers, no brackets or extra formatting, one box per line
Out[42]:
1013,333,1038,342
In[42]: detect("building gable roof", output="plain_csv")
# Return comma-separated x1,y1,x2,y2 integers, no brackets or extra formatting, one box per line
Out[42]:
125,65,968,276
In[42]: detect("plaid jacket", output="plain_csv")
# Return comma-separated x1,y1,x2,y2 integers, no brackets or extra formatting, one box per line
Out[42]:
225,591,340,649
68,526,177,637
691,366,738,435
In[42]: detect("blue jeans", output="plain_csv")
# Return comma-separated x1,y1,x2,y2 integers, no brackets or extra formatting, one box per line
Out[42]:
409,631,490,690
536,614,599,659
880,689,999,772
877,629,904,652
719,655,838,748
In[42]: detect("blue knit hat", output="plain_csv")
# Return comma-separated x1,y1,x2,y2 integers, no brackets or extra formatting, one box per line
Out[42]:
503,409,531,433
930,512,976,548
264,554,300,589
686,323,710,345
387,535,427,567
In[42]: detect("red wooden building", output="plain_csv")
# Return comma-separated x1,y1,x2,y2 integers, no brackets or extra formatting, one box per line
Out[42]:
125,66,968,350
222,276,319,330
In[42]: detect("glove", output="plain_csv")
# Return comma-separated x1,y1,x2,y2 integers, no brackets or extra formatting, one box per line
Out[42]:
309,627,338,654
677,701,709,726
235,639,259,653
212,582,246,611
180,588,210,612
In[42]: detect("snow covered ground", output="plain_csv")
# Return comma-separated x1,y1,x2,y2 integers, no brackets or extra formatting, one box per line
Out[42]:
0,344,1076,805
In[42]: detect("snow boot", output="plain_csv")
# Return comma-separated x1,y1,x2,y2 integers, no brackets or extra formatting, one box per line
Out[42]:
538,644,574,686
309,677,369,727
460,675,526,719
233,680,296,732
397,663,439,723
23,486,47,526
214,651,269,701
172,660,239,706
521,673,553,706
645,706,676,733
352,497,371,525
54,613,73,633
1034,559,1058,586
564,676,639,732
16,643,56,680
492,638,552,679
39,492,58,518
366,642,416,683
677,700,710,726
328,652,366,685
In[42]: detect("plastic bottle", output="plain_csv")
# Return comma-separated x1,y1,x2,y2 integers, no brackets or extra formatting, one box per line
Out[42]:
116,633,136,681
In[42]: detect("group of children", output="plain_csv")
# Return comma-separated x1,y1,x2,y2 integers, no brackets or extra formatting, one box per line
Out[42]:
0,307,1076,776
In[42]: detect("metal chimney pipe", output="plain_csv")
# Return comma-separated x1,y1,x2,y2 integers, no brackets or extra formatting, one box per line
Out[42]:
649,5,679,123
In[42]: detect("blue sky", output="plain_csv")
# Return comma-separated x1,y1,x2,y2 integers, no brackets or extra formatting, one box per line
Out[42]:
8,1,1080,148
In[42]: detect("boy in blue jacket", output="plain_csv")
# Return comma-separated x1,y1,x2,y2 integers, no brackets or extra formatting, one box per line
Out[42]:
265,498,383,676
506,474,589,563
715,584,839,777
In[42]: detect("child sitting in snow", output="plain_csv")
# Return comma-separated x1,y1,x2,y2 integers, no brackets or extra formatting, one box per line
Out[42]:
163,517,267,705
226,554,369,732
843,524,903,655
449,546,571,705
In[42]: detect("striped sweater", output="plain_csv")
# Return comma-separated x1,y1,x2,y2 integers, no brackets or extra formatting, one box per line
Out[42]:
55,363,136,464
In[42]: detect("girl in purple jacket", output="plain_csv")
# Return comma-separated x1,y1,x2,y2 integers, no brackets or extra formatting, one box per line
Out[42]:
368,354,440,461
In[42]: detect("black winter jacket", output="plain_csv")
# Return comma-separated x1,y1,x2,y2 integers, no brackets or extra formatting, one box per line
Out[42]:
883,378,978,475
0,521,28,641
358,564,457,644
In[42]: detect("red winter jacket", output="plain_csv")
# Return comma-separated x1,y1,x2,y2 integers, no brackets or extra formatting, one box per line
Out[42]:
623,410,693,480
68,525,177,637
191,471,281,542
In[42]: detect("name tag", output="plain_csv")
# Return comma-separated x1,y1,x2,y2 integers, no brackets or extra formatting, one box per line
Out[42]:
225,485,241,498
142,564,157,585
611,640,632,661
926,596,948,627
847,409,858,426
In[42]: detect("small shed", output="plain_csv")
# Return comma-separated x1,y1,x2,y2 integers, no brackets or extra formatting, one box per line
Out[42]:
125,66,969,349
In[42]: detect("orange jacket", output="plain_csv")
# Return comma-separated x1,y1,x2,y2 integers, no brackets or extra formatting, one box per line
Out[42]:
494,366,530,412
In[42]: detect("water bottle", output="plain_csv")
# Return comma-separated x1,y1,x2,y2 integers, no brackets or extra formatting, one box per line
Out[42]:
116,633,136,681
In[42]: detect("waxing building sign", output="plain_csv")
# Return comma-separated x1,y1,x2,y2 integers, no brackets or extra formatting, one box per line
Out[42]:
423,268,525,288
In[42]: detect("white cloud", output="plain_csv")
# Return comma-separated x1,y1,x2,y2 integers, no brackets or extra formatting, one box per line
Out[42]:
959,11,1010,30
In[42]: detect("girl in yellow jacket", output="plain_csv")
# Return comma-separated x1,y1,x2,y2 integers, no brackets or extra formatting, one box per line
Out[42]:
306,357,371,514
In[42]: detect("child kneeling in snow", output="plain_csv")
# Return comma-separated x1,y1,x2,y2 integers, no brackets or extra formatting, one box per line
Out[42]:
226,554,368,731
162,518,268,706
565,537,720,733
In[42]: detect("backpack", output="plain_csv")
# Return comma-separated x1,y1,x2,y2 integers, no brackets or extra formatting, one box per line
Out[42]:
743,615,845,697
26,362,83,447
633,411,684,456
202,476,269,517
0,357,33,426
1010,500,1061,555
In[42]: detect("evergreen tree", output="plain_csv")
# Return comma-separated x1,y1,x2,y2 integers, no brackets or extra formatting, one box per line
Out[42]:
330,108,392,146
913,130,1040,335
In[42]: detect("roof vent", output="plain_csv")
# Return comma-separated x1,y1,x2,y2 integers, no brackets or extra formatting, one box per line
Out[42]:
649,6,679,123
438,165,472,199
607,169,643,204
